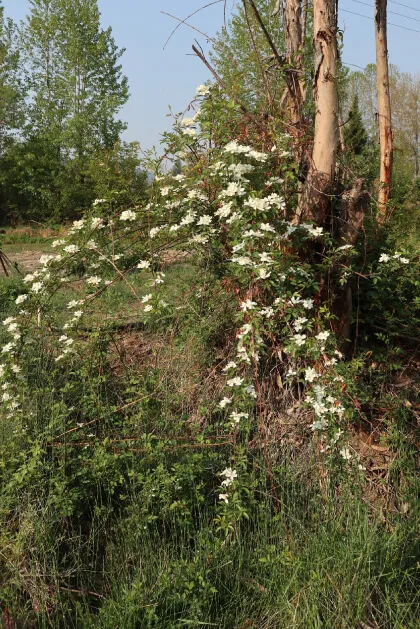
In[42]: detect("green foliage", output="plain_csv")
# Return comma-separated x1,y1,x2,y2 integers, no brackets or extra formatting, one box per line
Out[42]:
0,135,66,222
210,0,285,109
0,0,130,223
357,248,420,344
0,5,23,153
86,141,149,207
344,95,368,156
0,276,24,316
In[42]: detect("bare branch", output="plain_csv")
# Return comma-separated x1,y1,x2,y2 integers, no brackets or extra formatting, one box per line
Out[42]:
243,0,273,107
161,11,218,46
245,0,285,69
272,0,283,17
162,1,224,50
191,44,266,131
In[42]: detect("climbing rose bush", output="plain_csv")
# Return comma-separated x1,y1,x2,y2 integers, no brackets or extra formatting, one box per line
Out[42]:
0,83,413,531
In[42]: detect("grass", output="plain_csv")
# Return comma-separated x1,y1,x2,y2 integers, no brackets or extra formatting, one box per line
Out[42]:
1,242,54,254
0,224,65,246
2,454,418,628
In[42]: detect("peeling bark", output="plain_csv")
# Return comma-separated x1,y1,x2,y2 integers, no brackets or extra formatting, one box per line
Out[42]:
296,0,338,223
311,3,338,193
283,0,305,126
375,0,393,221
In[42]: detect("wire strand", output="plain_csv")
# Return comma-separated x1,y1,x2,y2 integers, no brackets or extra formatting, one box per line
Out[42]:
390,0,420,13
342,61,367,70
341,7,420,33
350,0,420,23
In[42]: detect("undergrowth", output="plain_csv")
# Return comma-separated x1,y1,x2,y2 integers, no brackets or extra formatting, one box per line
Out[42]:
0,83,419,628
0,254,418,628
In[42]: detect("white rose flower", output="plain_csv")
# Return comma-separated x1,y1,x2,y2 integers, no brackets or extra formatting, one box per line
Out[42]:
86,276,102,285
119,210,137,222
196,84,210,96
219,397,232,408
226,376,243,387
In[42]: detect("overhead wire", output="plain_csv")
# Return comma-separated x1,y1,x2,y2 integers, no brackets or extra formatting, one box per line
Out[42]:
389,0,420,13
350,0,420,23
342,61,367,70
340,7,420,33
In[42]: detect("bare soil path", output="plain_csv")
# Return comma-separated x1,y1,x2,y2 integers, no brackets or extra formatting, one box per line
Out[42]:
3,249,45,273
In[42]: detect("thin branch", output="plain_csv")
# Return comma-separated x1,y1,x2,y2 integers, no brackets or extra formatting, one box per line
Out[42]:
163,6,267,105
272,0,283,17
163,1,224,50
246,0,285,68
245,0,302,109
191,44,266,130
161,11,218,46
243,0,273,107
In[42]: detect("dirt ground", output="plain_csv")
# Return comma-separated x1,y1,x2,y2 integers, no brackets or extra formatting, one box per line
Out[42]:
1,249,44,274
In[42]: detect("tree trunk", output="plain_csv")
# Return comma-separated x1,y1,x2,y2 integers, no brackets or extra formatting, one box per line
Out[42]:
312,0,338,196
296,0,338,224
283,0,305,126
375,0,393,221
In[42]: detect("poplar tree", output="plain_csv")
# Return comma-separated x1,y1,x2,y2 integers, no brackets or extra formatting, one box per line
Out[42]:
17,0,129,219
0,3,23,156
0,3,25,222
54,0,129,159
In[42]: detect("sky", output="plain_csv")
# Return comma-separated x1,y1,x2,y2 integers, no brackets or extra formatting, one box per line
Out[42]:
3,0,420,152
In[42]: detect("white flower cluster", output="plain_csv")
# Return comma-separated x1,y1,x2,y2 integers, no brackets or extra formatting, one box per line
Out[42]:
223,141,267,162
120,209,137,222
0,317,23,418
379,252,409,264
306,382,345,431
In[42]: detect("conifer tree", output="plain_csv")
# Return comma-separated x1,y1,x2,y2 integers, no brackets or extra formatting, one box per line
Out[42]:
344,94,368,156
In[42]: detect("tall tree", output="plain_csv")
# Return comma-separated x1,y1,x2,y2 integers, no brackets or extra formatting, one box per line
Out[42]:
375,0,393,220
16,0,129,219
22,0,65,141
22,0,128,155
0,3,23,157
391,71,420,178
55,0,129,159
0,3,25,223
347,64,378,138
210,0,285,109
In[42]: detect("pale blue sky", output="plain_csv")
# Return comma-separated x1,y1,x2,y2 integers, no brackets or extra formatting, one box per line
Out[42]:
3,0,420,151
